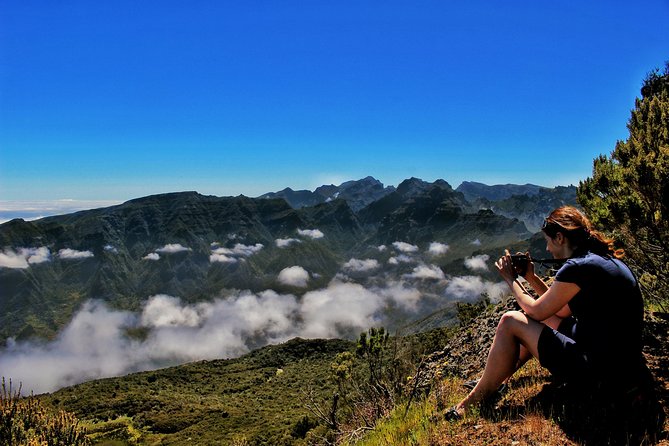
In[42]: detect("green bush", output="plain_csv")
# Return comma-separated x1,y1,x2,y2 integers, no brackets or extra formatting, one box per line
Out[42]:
1,377,90,446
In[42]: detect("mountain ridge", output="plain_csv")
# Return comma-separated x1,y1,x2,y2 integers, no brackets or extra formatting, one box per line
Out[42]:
0,177,576,346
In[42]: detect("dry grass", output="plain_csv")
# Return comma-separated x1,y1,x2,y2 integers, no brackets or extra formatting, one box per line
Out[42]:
429,415,575,446
428,362,578,446
387,357,667,446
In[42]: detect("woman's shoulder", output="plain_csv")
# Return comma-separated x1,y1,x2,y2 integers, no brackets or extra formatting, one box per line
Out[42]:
564,251,634,278
556,251,607,279
569,250,610,264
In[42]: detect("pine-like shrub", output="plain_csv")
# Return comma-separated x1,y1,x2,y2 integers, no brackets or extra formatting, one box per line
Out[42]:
0,377,90,446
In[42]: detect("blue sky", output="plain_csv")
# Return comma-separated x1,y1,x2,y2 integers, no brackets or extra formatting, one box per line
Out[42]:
1,1,668,210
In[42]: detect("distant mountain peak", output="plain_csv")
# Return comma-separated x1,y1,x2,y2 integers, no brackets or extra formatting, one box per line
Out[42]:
456,182,546,202
396,178,452,197
259,176,395,212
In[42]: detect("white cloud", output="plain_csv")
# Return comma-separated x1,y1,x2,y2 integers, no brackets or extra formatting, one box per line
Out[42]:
388,254,414,265
275,238,301,248
209,243,263,263
278,266,310,287
428,242,450,256
0,247,53,268
471,239,482,246
300,282,383,338
445,276,507,302
0,301,137,394
0,293,301,394
342,258,380,273
377,245,387,252
2,247,52,269
143,253,160,261
142,291,301,361
140,295,202,328
0,279,431,394
373,281,422,311
0,249,29,269
156,244,191,254
405,264,445,280
392,241,419,253
464,254,490,272
209,253,237,263
27,248,50,264
297,229,324,239
0,199,122,223
58,248,94,260
104,245,118,254
231,243,264,256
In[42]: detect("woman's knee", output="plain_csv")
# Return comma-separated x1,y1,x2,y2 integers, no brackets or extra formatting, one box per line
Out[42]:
498,310,524,325
497,311,544,350
497,311,526,334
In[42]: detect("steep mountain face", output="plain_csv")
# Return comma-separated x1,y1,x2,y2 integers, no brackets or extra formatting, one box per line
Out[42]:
357,178,465,226
456,181,547,202
0,193,367,341
256,188,324,209
0,178,576,346
354,178,528,258
462,185,578,232
259,176,396,211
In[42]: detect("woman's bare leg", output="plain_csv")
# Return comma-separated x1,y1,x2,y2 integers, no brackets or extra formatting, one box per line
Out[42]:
455,311,545,413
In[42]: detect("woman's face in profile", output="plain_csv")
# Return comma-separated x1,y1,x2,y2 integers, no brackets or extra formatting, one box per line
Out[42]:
543,232,566,259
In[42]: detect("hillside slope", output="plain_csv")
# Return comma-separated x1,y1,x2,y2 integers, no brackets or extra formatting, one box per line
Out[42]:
35,298,668,445
40,338,353,445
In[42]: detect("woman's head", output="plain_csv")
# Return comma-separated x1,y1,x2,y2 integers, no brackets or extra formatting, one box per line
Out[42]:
542,206,623,258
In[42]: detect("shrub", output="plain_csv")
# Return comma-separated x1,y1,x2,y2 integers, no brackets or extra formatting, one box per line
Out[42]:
0,377,90,446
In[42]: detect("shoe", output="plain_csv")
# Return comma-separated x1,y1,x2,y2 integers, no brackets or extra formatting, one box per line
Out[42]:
444,406,463,421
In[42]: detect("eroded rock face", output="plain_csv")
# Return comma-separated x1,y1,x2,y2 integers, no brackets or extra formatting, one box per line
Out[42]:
421,297,519,385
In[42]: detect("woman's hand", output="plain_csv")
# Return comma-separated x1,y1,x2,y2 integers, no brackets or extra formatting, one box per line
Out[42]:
495,250,517,286
516,251,535,279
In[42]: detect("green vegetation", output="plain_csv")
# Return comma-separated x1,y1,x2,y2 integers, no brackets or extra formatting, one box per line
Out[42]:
329,328,407,437
578,62,669,308
39,338,353,445
1,377,90,446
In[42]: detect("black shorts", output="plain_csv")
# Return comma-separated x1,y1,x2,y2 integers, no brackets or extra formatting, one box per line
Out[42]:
537,316,592,382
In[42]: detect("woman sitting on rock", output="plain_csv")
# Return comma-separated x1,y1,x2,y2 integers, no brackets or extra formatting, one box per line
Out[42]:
446,205,644,419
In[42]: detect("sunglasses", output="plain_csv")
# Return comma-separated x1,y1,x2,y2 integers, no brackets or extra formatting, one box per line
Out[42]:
541,218,562,236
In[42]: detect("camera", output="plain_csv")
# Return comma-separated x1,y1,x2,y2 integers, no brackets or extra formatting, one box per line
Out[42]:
510,254,530,276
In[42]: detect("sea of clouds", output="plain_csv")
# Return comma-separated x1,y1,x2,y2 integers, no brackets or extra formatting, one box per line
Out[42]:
0,237,507,394
0,200,123,224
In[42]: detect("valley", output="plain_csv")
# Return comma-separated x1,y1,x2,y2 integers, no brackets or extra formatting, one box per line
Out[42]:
0,177,576,396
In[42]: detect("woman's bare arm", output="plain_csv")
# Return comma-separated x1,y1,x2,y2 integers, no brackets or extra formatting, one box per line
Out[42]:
497,251,579,321
524,272,549,296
